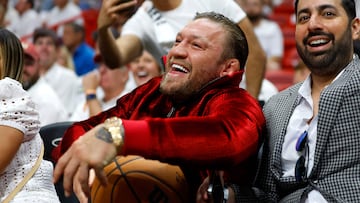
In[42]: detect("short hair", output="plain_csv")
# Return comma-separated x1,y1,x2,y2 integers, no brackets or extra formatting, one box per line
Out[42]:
0,29,24,81
65,21,85,40
194,12,249,70
294,0,356,20
33,28,60,47
26,0,34,8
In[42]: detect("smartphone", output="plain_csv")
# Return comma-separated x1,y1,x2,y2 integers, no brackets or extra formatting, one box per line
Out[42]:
207,170,224,203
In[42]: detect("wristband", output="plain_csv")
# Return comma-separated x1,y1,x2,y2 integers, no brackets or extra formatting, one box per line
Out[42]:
86,93,97,101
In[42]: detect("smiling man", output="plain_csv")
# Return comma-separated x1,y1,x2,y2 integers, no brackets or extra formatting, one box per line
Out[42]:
53,12,265,202
197,0,360,202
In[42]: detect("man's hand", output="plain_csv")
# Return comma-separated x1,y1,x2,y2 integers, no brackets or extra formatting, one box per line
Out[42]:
196,176,211,203
97,0,138,30
53,124,118,203
196,172,236,203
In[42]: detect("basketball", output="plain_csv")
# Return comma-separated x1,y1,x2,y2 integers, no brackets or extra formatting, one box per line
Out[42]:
91,155,189,203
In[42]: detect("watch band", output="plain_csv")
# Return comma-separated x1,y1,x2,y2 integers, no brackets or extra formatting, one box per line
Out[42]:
104,117,125,148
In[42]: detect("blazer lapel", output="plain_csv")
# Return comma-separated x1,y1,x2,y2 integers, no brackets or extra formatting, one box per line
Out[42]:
270,86,302,179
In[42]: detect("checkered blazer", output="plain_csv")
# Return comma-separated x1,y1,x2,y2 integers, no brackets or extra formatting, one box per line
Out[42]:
255,55,360,202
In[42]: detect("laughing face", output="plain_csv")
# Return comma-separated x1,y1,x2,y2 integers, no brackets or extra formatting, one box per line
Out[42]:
295,0,357,76
129,50,161,86
159,18,228,101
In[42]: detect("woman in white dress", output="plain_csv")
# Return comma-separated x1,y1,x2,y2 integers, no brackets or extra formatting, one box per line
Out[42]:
0,28,59,202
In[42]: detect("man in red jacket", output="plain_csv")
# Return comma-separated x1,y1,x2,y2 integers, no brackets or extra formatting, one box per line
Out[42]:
53,11,265,202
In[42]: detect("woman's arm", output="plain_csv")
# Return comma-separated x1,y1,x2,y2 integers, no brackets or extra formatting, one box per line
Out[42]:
0,126,23,173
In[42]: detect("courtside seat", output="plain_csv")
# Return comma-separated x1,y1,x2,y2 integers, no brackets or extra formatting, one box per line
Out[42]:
39,121,79,203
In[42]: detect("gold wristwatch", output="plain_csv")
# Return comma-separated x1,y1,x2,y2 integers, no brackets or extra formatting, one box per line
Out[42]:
103,116,125,148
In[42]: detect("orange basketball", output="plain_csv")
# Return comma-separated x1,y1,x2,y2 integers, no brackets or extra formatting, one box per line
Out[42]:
91,155,189,203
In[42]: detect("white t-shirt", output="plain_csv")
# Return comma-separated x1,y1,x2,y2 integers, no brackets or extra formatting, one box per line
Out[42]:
122,0,247,64
70,89,130,121
8,9,40,39
0,77,59,202
254,19,284,58
43,1,83,36
27,77,68,126
43,63,83,117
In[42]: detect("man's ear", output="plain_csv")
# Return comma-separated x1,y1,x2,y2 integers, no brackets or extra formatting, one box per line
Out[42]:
220,58,240,77
352,18,360,40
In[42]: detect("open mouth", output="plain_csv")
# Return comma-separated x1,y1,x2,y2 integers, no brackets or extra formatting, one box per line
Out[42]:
137,71,148,78
171,64,189,73
308,38,330,47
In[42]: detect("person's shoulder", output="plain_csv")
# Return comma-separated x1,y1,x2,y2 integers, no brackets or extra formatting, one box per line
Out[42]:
53,63,79,77
0,78,26,97
266,83,301,104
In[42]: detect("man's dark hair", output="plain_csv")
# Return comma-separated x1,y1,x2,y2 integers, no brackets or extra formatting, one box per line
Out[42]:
294,0,356,20
194,12,249,70
27,0,34,8
65,22,86,41
33,28,60,47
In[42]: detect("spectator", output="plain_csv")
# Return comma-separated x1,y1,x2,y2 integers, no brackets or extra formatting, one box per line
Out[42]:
53,12,265,202
62,22,97,76
0,0,19,28
0,28,59,203
57,44,75,71
33,27,82,117
43,0,83,36
21,41,68,126
97,0,266,99
128,50,163,86
240,0,284,70
70,57,131,121
7,0,40,40
198,0,360,202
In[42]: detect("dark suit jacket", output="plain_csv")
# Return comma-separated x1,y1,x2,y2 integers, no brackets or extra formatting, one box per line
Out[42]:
256,55,360,202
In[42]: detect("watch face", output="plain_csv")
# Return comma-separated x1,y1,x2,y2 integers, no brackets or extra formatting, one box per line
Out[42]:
104,117,124,147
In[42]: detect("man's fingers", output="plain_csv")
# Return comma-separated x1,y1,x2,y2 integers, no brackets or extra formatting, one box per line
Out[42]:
73,164,90,203
62,157,81,197
94,166,108,186
53,149,72,183
196,177,210,203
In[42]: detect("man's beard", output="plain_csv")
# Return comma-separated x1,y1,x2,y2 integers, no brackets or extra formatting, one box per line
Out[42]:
22,76,39,90
159,73,218,102
296,26,353,77
247,14,262,24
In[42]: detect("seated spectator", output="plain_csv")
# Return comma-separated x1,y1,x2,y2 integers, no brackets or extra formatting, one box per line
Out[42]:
42,0,83,36
62,21,96,76
8,0,40,40
128,50,163,86
0,0,19,28
56,44,75,71
33,28,82,117
69,55,131,121
240,0,284,70
0,28,59,203
21,41,68,126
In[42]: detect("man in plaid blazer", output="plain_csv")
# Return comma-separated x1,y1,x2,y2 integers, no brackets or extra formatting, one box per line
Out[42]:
196,0,360,202
254,0,360,202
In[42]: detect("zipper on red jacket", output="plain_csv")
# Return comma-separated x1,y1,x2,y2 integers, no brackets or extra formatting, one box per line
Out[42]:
167,106,176,117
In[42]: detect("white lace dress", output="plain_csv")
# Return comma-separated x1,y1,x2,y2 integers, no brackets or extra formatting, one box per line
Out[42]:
0,78,60,202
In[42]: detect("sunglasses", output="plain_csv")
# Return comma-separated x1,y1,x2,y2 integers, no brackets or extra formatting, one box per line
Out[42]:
295,131,309,182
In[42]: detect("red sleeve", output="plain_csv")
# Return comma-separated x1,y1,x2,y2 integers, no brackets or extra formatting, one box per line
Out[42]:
122,90,265,168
